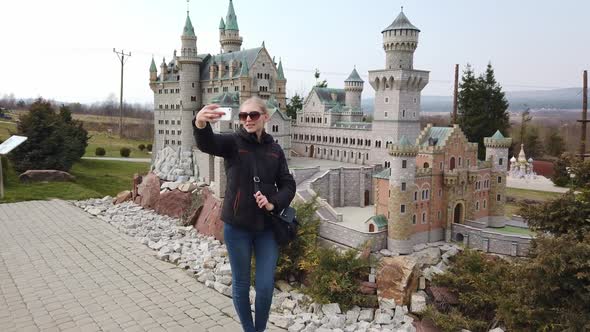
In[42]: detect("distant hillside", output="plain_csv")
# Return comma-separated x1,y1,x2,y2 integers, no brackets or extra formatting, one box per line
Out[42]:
361,88,584,114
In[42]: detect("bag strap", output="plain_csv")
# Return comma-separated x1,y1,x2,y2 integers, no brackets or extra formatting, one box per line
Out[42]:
251,152,261,194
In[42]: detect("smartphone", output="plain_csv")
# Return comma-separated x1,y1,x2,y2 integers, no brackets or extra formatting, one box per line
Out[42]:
218,107,232,121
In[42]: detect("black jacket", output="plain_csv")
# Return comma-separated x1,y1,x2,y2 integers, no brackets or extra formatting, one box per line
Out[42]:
193,121,296,231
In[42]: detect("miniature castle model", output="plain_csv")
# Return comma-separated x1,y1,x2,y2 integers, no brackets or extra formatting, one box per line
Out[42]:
292,9,429,165
509,144,535,178
373,127,512,253
149,0,291,193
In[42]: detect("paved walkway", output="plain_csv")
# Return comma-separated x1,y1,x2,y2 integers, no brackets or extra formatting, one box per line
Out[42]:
0,200,283,332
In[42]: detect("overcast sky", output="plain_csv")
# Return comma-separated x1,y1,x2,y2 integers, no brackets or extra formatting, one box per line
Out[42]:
1,0,588,104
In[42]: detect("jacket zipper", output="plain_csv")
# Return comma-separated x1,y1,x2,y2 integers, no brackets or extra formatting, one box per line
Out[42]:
233,190,241,216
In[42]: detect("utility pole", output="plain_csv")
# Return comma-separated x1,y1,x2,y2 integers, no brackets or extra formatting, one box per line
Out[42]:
578,70,589,160
452,64,459,125
113,48,131,138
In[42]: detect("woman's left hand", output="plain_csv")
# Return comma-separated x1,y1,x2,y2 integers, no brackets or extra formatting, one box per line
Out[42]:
254,191,274,211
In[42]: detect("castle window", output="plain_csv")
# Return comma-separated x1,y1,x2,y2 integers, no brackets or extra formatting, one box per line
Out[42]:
192,83,195,88
499,158,504,166
400,205,406,214
458,157,462,166
438,211,441,220
178,140,181,145
159,105,163,109
165,104,168,109
497,176,502,184
439,189,442,197
158,89,162,94
422,212,427,224
483,200,487,209
450,157,456,170
412,215,417,225
164,89,168,94
423,162,429,169
402,160,407,169
191,96,196,101
178,130,181,135
476,201,480,211
467,159,470,167
177,76,180,81
171,120,175,125
171,130,175,135
366,153,369,159
165,120,169,125
385,97,389,103
414,192,418,201
497,194,501,202
440,162,443,170
401,182,406,191
385,112,388,118
402,110,406,118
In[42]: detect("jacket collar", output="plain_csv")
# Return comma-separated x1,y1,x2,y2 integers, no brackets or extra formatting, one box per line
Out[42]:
238,126,274,144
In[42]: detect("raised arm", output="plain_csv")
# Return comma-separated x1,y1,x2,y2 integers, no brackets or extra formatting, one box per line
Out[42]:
193,104,236,158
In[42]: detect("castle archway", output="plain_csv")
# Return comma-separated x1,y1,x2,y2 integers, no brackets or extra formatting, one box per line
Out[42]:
453,203,464,224
309,145,315,158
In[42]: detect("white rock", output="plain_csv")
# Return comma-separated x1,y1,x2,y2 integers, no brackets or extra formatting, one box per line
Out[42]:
345,306,360,324
410,291,427,313
88,208,102,216
374,309,392,325
489,328,505,332
378,297,396,310
321,303,341,316
276,280,293,292
326,314,346,329
282,299,297,311
268,314,294,329
288,323,305,332
217,264,232,275
368,273,376,283
217,275,232,286
358,309,374,322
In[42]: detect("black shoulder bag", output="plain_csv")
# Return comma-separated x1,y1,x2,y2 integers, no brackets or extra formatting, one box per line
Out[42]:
252,155,298,246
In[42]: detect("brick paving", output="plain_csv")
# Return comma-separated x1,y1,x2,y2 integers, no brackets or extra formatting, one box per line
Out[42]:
0,200,284,332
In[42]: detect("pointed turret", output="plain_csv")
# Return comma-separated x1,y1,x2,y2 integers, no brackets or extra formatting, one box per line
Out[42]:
149,57,157,81
344,67,364,109
277,59,285,80
225,0,239,30
219,0,242,53
183,14,196,37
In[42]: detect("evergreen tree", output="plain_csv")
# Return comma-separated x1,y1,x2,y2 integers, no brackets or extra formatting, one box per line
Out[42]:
286,94,303,120
457,63,510,159
9,99,88,173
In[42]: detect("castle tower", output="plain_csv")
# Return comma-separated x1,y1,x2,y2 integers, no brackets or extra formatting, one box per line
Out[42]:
178,10,201,153
149,57,157,82
219,0,242,53
238,57,253,103
160,58,167,81
276,59,287,110
387,136,418,254
484,130,512,227
344,67,364,109
368,8,430,165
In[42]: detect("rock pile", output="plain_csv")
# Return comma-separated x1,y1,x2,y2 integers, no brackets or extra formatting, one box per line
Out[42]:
151,146,194,182
75,197,422,332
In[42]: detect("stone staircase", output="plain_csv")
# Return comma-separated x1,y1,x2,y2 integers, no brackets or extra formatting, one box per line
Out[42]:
295,171,342,223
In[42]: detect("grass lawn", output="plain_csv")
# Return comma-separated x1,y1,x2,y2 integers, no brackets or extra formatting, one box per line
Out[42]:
0,159,150,203
85,131,152,158
505,203,521,217
0,121,17,141
489,225,534,237
506,187,563,202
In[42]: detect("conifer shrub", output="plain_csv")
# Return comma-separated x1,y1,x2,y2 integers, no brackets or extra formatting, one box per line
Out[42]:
120,147,131,157
147,144,153,152
138,144,146,151
95,147,106,156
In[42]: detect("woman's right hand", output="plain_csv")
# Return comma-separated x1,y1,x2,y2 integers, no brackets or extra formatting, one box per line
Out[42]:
195,104,224,129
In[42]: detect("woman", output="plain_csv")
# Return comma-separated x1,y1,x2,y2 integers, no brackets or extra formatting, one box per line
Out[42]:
193,96,296,332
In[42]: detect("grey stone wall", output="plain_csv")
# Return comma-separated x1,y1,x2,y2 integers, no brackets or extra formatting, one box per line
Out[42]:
319,220,387,251
451,223,531,257
409,228,445,245
291,167,320,185
309,167,374,207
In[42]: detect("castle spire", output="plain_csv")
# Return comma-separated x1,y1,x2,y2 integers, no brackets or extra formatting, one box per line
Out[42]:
149,57,157,72
277,58,285,80
240,57,249,77
225,0,239,31
183,13,195,37
219,17,225,30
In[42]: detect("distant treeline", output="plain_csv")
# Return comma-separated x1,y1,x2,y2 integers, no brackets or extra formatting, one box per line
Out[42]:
0,93,154,120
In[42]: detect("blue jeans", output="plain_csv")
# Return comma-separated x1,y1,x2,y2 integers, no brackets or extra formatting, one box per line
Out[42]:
223,222,279,332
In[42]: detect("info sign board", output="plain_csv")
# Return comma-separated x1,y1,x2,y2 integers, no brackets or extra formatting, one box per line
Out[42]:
0,135,28,198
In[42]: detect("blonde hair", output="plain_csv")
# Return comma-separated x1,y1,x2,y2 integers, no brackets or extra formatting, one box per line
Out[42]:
240,96,268,114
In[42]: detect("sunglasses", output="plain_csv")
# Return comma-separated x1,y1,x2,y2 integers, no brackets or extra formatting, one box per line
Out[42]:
238,111,262,121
